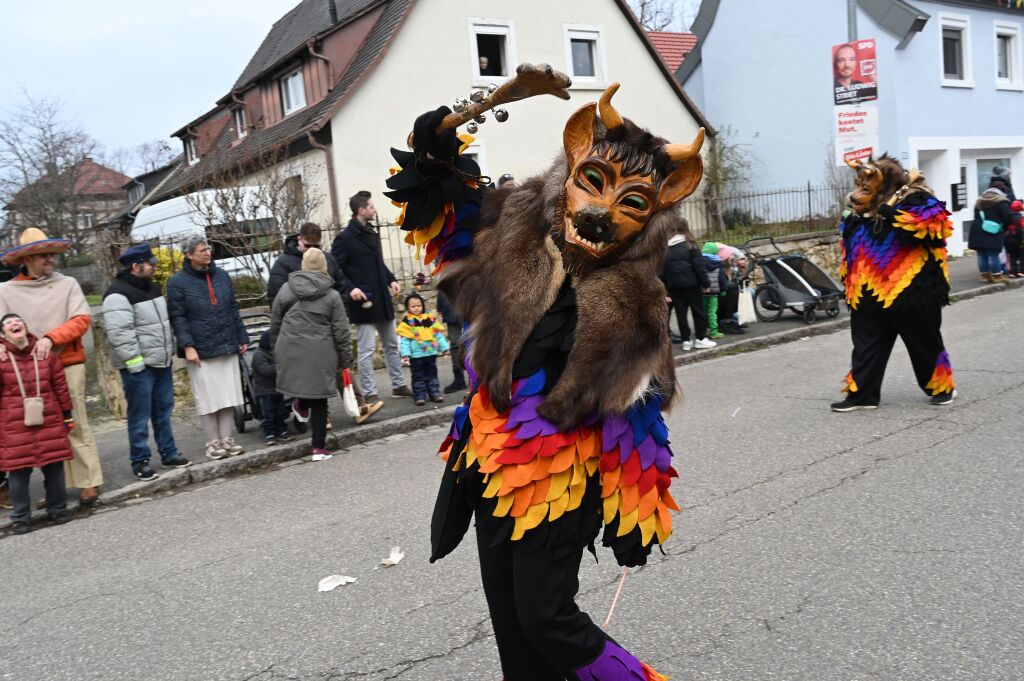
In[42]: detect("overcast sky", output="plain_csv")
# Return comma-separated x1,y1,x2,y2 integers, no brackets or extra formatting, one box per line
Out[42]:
0,1,297,169
1,1,700,174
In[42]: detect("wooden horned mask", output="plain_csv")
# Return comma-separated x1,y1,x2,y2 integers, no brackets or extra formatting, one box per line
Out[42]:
559,83,705,273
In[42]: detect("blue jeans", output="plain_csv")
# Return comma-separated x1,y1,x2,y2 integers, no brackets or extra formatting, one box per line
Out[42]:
120,366,180,464
976,248,1003,275
258,394,290,438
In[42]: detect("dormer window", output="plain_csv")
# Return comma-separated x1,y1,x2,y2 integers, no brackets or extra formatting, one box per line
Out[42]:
280,68,306,115
128,183,145,204
184,136,199,165
233,107,248,139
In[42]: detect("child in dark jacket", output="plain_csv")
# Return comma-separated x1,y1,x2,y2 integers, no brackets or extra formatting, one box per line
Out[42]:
0,313,75,534
396,293,450,406
250,330,294,445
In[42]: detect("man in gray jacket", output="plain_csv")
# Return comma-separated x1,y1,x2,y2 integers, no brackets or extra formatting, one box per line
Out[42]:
102,244,191,480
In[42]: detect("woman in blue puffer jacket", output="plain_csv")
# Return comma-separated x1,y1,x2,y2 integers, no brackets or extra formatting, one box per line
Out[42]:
167,235,250,460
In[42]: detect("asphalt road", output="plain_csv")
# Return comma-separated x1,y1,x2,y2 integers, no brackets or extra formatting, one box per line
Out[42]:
2,286,1021,680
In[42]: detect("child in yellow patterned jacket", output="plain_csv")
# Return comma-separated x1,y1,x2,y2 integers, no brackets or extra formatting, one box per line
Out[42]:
396,293,450,405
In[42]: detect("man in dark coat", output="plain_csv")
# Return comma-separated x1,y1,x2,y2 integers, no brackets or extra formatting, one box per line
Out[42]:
330,191,410,403
267,222,343,304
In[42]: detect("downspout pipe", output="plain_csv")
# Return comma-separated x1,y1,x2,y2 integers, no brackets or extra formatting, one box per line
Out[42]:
307,131,341,228
307,40,333,91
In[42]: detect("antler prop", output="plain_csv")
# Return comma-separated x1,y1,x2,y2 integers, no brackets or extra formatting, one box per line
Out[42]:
437,63,572,132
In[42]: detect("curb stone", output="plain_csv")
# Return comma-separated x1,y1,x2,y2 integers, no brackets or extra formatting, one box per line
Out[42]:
2,278,1020,533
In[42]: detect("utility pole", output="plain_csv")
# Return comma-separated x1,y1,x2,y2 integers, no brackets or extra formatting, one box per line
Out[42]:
848,0,858,41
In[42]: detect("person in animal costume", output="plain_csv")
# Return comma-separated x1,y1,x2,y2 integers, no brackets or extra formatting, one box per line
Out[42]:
832,155,956,412
385,64,704,680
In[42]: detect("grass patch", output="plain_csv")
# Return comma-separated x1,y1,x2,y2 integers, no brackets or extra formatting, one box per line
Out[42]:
86,294,103,306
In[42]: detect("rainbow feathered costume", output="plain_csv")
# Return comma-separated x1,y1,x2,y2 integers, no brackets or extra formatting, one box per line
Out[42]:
839,192,953,311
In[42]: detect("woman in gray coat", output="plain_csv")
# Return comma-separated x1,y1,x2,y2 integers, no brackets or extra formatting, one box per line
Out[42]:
270,248,352,459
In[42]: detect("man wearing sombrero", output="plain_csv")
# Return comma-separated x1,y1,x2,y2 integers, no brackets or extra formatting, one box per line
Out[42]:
0,227,103,505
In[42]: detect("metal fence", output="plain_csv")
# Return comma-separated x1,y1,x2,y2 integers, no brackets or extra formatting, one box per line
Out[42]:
680,181,853,241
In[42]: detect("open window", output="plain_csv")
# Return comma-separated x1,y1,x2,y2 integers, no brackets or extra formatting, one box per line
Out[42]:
563,25,607,86
995,21,1023,90
184,136,199,165
280,67,307,116
233,107,248,139
469,18,516,82
940,13,973,88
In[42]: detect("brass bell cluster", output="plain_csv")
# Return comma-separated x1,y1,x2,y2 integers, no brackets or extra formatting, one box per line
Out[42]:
453,83,509,134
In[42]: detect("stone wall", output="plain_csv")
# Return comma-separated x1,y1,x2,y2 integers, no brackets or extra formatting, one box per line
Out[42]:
741,230,842,284
64,263,106,296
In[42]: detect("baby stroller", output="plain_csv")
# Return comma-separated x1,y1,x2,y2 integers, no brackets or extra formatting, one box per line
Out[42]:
233,309,271,433
744,236,844,324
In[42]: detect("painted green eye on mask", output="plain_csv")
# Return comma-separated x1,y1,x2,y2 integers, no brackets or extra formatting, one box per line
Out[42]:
620,195,649,211
582,167,604,192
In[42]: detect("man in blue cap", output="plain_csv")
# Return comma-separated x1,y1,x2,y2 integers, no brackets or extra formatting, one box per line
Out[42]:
102,244,191,480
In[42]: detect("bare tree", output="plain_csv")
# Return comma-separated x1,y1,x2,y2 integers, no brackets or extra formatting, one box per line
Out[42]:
0,92,101,254
628,0,678,31
183,148,325,303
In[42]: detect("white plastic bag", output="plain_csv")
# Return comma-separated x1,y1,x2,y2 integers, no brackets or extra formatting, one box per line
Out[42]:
340,368,360,418
737,284,757,326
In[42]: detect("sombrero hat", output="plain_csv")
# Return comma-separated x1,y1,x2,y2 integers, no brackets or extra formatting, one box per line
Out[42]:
0,227,72,265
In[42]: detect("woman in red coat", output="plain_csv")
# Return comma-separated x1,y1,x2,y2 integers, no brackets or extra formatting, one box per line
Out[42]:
0,313,75,534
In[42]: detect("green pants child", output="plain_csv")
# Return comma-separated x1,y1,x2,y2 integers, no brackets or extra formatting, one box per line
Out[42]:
704,294,721,337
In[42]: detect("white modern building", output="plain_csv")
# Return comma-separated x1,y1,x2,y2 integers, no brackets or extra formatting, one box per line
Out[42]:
679,0,1024,254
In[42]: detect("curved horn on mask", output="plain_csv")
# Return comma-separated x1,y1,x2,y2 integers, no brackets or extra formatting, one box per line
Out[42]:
662,127,706,162
598,82,624,130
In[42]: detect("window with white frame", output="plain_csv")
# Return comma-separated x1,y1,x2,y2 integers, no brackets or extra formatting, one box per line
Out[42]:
280,68,306,115
564,25,606,85
468,19,516,80
233,107,248,138
940,13,973,87
76,212,94,230
184,136,199,165
995,21,1022,89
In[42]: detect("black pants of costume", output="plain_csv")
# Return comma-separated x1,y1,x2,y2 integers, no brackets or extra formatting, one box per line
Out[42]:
475,520,606,680
7,462,66,524
848,306,947,404
409,356,440,401
667,286,707,340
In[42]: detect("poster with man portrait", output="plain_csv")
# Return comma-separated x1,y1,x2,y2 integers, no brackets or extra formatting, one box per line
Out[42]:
832,39,878,105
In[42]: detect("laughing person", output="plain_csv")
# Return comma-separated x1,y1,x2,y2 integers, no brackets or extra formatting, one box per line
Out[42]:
0,314,75,534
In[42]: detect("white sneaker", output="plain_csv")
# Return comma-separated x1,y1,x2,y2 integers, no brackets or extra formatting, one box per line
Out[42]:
220,437,244,456
681,341,693,351
694,338,717,349
205,440,228,460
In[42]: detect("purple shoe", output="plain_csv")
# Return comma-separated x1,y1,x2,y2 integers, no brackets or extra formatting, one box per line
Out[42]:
570,639,666,681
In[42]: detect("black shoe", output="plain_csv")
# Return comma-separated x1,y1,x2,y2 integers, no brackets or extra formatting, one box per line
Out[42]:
12,521,31,535
930,389,957,406
132,462,160,481
276,431,295,442
162,456,191,468
443,380,467,394
49,513,72,525
263,434,277,446
830,399,878,412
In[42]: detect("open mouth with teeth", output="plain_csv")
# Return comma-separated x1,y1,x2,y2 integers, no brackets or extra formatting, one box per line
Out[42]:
564,220,616,256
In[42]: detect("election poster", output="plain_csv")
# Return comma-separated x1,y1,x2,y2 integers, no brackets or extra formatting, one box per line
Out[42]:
832,39,878,105
834,104,879,166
